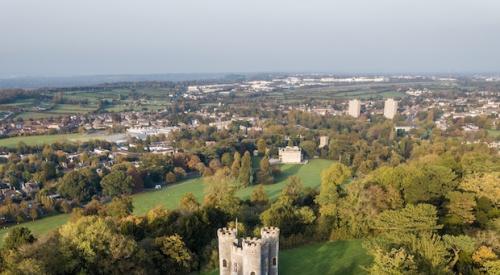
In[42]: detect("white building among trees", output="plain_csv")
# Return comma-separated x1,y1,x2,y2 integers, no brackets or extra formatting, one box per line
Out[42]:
278,146,303,163
384,98,398,119
347,99,361,118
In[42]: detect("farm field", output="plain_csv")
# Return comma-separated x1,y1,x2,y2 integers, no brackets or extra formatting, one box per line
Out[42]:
201,240,371,275
0,159,334,246
488,129,500,137
0,133,99,148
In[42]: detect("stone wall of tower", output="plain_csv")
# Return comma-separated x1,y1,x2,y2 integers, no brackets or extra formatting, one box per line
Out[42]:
261,227,280,275
231,245,243,275
217,228,237,275
242,238,262,275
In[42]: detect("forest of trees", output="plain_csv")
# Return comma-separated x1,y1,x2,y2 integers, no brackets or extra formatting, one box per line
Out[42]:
0,127,499,274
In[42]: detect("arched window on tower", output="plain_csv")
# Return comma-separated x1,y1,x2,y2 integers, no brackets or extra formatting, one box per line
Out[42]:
273,257,277,266
222,259,227,268
250,272,255,275
233,263,238,272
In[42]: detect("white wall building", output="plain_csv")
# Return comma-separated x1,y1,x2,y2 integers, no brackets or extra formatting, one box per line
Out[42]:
384,98,398,119
126,126,178,140
347,99,361,118
319,136,329,148
278,146,303,163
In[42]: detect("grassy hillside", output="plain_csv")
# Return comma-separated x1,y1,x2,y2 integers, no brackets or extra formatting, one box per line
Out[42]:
202,240,371,275
1,159,334,246
133,159,333,214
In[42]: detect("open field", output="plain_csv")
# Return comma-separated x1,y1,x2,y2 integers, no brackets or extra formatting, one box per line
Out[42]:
0,159,334,246
279,240,371,275
255,83,412,104
201,240,371,275
0,133,98,148
133,159,333,214
50,104,98,114
0,214,70,246
488,129,500,138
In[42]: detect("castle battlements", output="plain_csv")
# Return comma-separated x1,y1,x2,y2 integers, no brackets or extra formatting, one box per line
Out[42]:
217,227,237,238
218,226,280,275
261,227,280,239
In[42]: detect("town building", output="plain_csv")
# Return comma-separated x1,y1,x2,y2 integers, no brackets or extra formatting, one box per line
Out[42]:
384,98,398,119
278,146,303,163
319,136,329,148
347,99,361,118
218,227,279,275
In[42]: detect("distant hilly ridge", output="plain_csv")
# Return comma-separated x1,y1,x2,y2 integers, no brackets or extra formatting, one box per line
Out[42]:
0,73,228,89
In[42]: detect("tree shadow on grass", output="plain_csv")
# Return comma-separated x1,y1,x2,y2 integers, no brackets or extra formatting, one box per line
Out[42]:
275,164,302,182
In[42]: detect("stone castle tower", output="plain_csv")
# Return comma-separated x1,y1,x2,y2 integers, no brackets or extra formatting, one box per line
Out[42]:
217,226,280,275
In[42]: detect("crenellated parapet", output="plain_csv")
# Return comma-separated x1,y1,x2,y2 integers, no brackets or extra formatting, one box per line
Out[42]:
261,227,280,240
218,227,279,275
217,227,237,239
242,237,262,254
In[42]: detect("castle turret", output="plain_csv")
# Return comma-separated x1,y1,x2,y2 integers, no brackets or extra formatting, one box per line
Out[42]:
217,226,279,275
242,237,262,275
218,227,237,275
261,227,280,275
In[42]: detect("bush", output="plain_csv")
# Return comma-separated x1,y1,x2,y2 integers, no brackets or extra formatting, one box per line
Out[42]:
165,172,177,184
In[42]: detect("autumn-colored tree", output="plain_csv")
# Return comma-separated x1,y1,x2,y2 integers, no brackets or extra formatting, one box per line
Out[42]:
3,227,36,250
251,185,269,205
444,191,476,226
101,170,134,197
460,172,499,206
187,155,201,170
300,140,317,158
257,156,273,184
105,196,134,218
315,163,351,217
203,168,240,216
231,151,241,178
257,138,267,155
165,171,177,184
366,247,418,275
221,152,233,167
179,192,200,213
281,176,304,203
238,151,252,187
154,234,194,274
260,196,315,237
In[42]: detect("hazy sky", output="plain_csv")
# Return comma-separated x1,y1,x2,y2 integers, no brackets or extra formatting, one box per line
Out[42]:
1,0,499,77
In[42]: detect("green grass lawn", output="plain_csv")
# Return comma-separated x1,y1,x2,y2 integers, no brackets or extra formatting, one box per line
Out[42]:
488,129,500,138
201,240,371,275
133,159,333,215
0,214,70,247
51,104,97,114
0,159,334,246
14,112,60,120
279,240,371,275
0,133,99,148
